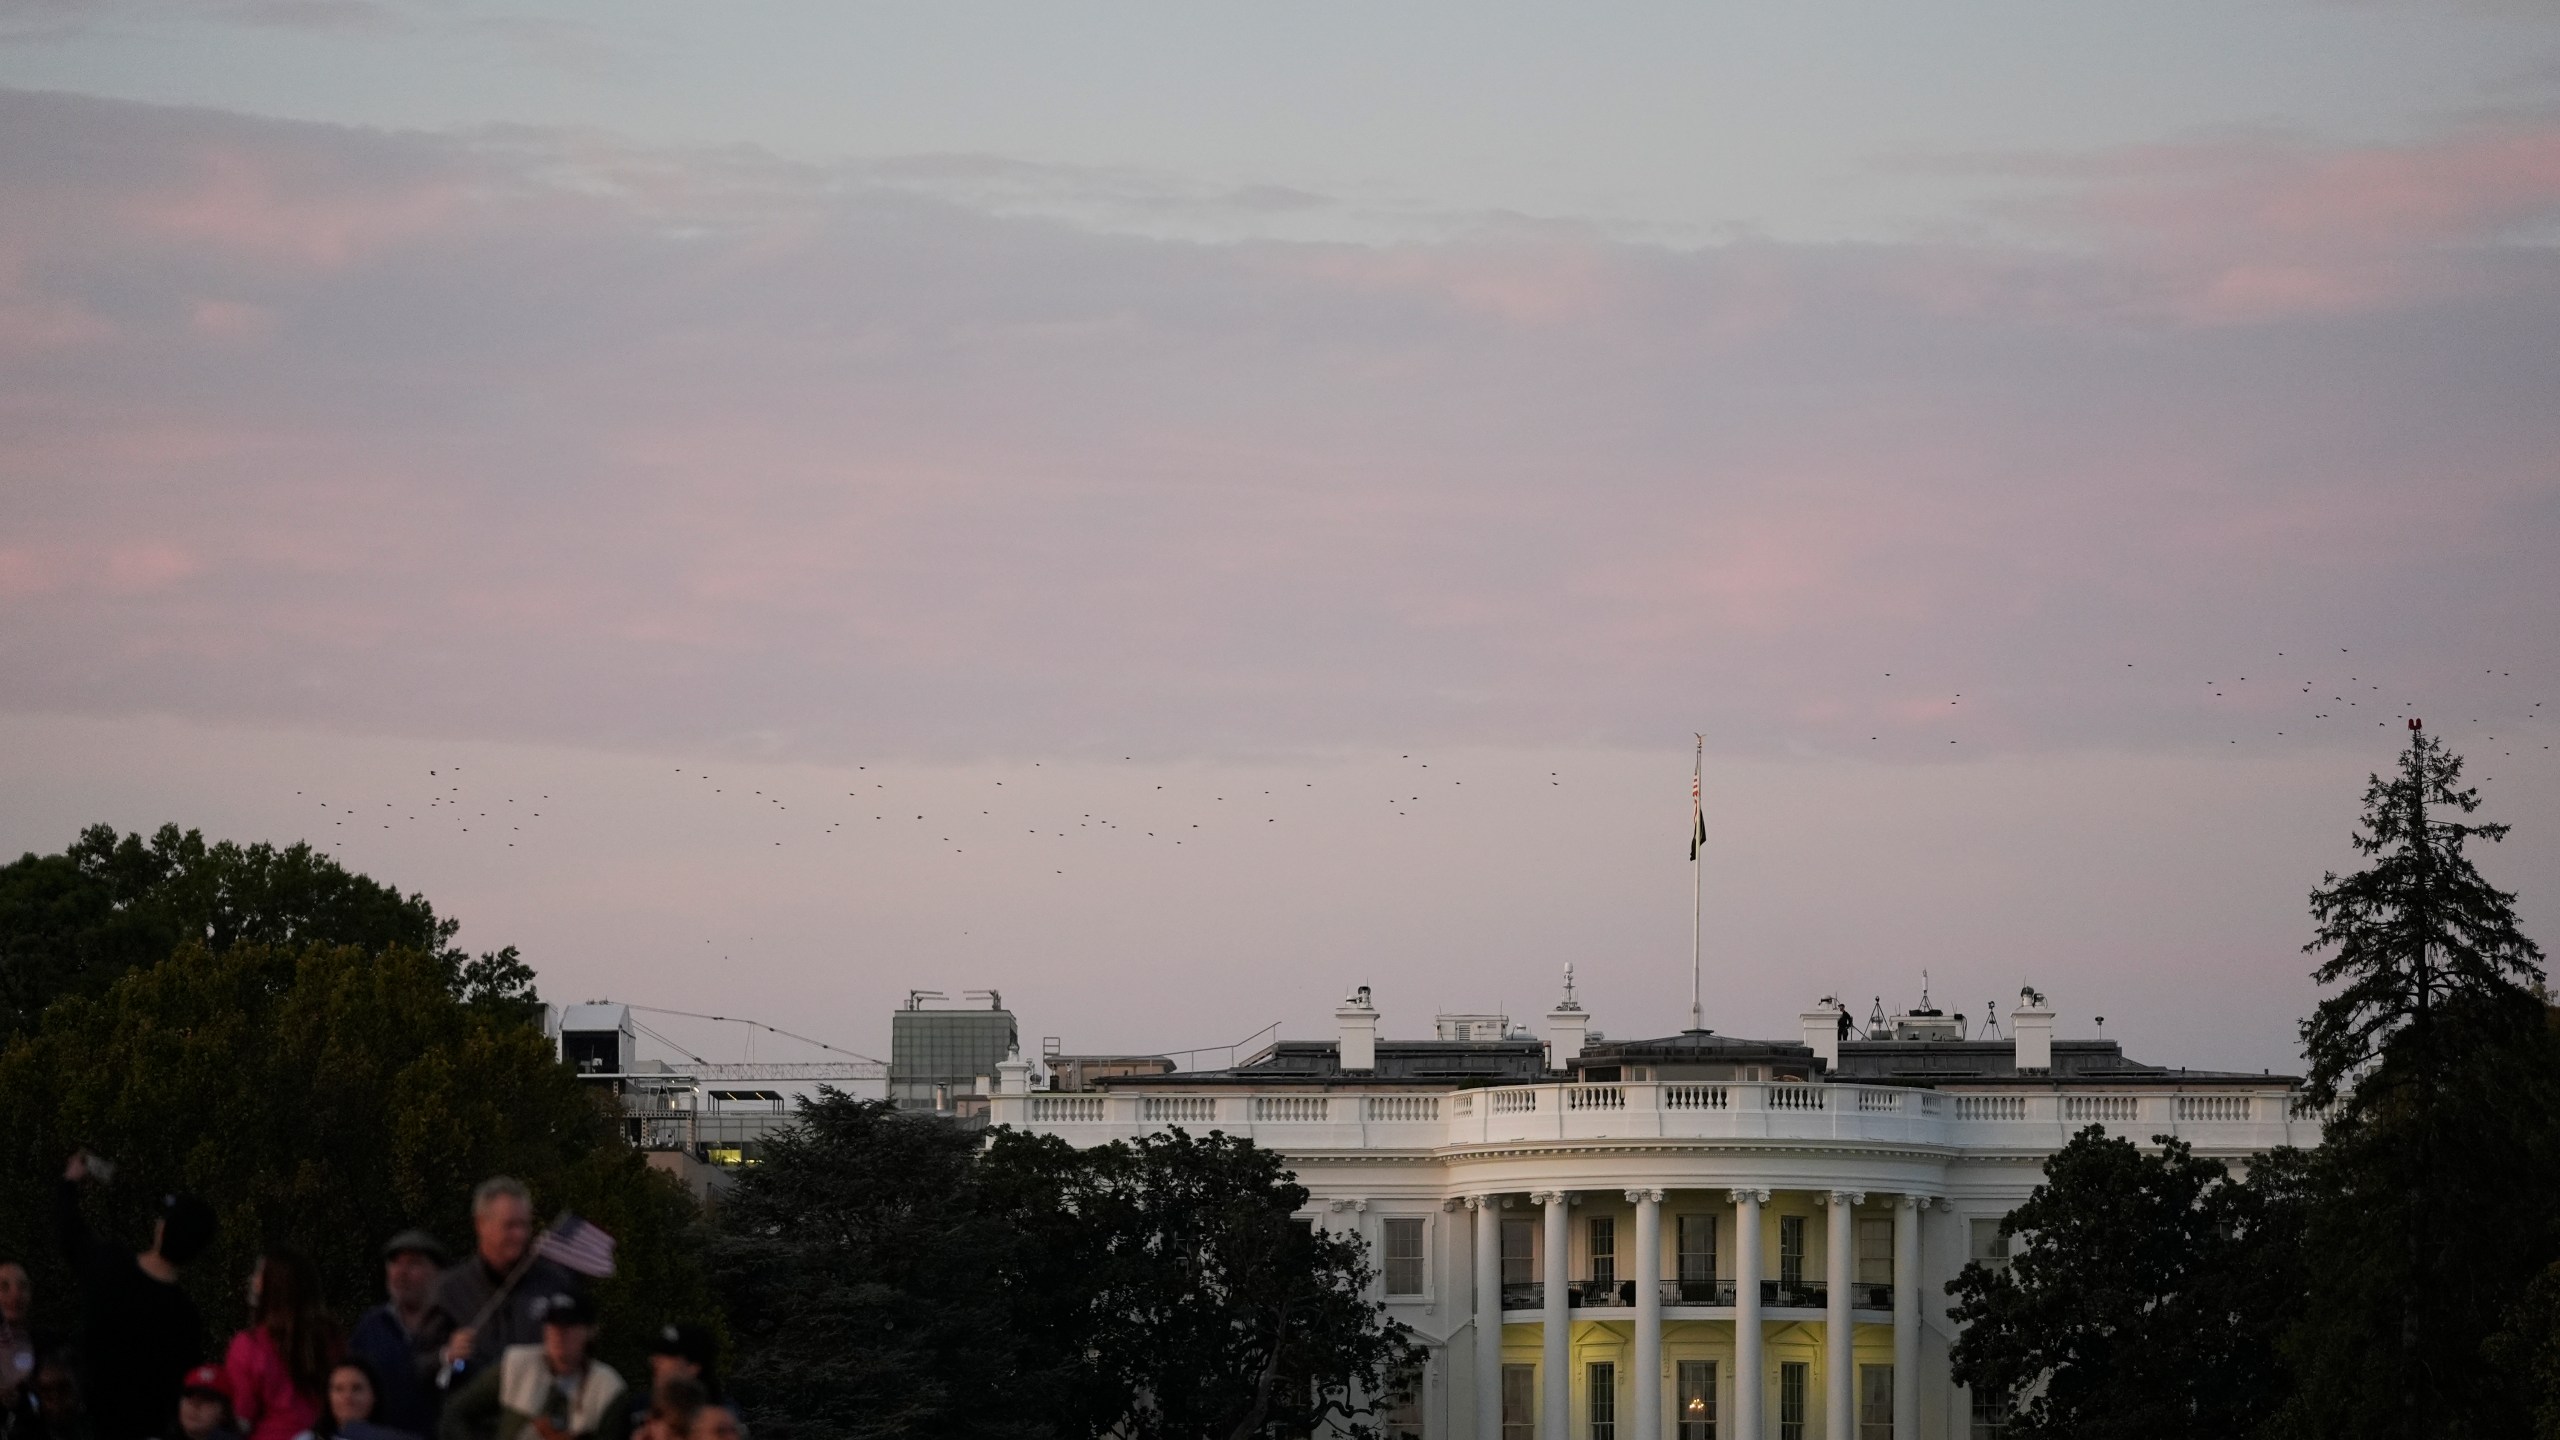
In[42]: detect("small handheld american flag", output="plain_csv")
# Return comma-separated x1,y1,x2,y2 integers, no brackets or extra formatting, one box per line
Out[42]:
535,1212,618,1279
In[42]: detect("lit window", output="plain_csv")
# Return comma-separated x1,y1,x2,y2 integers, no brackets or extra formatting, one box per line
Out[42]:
1677,1359,1716,1440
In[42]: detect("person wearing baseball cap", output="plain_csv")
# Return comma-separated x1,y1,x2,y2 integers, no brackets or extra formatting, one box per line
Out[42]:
175,1363,241,1440
435,1293,626,1440
348,1230,450,1436
629,1324,718,1438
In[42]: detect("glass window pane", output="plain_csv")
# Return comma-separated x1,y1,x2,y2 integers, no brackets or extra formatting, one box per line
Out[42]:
1588,1362,1617,1440
1384,1217,1426,1296
1969,1218,2010,1272
1779,1215,1806,1288
1589,1216,1616,1290
1502,1365,1537,1440
1503,1218,1536,1287
1678,1214,1717,1284
1780,1362,1808,1440
1860,1365,1893,1440
1857,1217,1894,1286
1677,1359,1717,1440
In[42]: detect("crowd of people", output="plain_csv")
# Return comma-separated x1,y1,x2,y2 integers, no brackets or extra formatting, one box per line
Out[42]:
2,1156,740,1440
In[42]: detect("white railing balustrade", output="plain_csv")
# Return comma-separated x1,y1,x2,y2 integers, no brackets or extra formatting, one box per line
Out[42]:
997,1081,2307,1150
2178,1094,2252,1122
1142,1096,1217,1125
1365,1095,1442,1121
2062,1095,2138,1123
1029,1095,1108,1122
1252,1095,1330,1122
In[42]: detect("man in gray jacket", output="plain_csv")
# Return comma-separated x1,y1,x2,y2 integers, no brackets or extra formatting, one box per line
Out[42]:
433,1177,581,1390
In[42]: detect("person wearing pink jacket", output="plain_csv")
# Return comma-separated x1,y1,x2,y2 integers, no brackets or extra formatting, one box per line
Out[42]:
225,1249,342,1440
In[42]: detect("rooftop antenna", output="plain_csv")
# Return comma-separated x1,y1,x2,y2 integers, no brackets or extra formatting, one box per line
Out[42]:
1921,969,1931,1010
1688,734,1706,1032
1867,995,1887,1035
1980,1003,2002,1041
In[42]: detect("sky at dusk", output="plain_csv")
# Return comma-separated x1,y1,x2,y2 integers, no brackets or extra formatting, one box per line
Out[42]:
4,2,2558,1073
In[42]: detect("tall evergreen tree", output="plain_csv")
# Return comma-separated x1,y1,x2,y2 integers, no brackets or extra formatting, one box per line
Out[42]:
2283,724,2553,1440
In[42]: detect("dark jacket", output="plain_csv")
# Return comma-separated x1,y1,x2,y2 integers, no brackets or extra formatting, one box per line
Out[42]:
57,1180,205,1440
346,1304,447,1435
428,1258,579,1387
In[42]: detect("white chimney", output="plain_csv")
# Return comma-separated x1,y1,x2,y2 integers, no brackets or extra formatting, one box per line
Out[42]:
1801,1006,1842,1069
2011,988,2055,1073
1337,985,1379,1071
996,1044,1033,1096
1545,964,1590,1069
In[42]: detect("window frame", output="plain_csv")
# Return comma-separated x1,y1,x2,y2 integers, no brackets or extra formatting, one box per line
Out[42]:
1676,1358,1717,1440
1677,1213,1717,1285
1587,1360,1618,1440
1778,1214,1807,1289
1501,1364,1537,1440
1859,1364,1893,1440
1779,1361,1809,1440
1382,1215,1427,1298
1588,1214,1617,1291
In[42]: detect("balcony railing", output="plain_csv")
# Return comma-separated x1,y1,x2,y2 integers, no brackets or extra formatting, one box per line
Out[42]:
1666,1278,1738,1306
1502,1282,1544,1309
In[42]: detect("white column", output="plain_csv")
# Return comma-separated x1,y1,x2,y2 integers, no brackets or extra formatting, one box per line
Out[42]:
1894,1196,1922,1440
1540,1190,1572,1440
1825,1191,1863,1440
1732,1188,1767,1440
1629,1189,1664,1440
1475,1196,1503,1440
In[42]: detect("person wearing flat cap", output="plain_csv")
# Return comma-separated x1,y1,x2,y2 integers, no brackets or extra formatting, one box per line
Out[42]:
437,1293,625,1440
349,1231,451,1437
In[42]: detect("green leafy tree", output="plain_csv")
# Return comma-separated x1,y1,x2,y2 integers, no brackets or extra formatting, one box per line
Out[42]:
713,1107,1419,1440
2281,727,2553,1440
711,1093,1046,1440
1947,1127,2307,1440
979,1126,1422,1440
0,823,536,1036
0,940,712,1380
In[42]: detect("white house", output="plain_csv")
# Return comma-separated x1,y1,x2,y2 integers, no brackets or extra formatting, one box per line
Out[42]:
991,980,2317,1440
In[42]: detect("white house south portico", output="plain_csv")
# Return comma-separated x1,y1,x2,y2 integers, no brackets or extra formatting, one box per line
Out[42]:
994,981,2317,1440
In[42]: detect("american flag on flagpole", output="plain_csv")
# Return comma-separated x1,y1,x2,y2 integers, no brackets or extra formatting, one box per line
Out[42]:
1689,764,1706,861
535,1212,617,1279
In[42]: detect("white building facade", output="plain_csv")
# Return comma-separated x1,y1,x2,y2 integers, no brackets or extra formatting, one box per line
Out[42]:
992,984,2319,1440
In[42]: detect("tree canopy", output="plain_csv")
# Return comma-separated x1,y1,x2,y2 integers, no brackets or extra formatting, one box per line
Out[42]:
0,938,707,1381
1947,1128,2307,1440
713,1098,1419,1440
0,822,537,1037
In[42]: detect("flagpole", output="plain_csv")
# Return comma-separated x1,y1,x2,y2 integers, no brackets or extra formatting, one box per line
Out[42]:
1690,734,1705,1032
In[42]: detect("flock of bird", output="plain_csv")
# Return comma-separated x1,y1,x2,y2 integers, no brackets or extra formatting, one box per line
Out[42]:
290,644,2552,876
